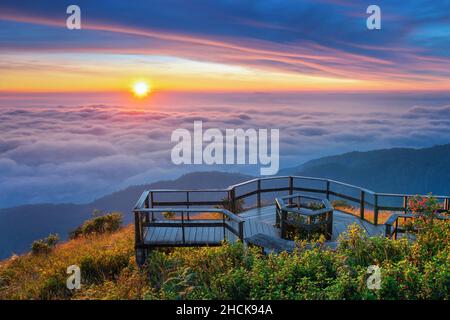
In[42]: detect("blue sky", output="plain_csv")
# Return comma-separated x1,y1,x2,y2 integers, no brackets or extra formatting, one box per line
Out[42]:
0,0,450,90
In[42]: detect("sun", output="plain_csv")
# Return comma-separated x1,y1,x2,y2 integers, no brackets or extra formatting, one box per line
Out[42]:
132,81,151,97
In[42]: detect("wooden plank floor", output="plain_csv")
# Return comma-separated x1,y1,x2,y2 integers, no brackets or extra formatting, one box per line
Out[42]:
144,226,224,245
143,206,385,248
244,219,278,238
144,220,278,246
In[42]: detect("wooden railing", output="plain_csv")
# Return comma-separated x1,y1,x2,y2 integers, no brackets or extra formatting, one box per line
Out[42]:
133,204,244,250
385,213,449,240
136,176,450,227
275,193,334,240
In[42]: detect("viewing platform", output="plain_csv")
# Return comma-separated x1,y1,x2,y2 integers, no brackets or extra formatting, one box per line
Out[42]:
133,176,450,265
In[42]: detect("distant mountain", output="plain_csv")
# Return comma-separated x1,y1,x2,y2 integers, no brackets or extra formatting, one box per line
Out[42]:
0,171,252,259
281,144,450,196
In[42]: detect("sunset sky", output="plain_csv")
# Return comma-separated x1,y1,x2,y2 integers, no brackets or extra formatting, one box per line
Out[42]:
1,0,450,94
1,1,450,207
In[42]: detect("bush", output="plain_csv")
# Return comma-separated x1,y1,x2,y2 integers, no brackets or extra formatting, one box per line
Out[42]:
31,234,59,255
141,220,449,300
70,212,122,239
38,274,71,300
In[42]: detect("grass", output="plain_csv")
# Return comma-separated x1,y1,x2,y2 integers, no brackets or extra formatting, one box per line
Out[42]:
0,225,143,299
333,205,392,224
163,212,224,220
1,218,448,300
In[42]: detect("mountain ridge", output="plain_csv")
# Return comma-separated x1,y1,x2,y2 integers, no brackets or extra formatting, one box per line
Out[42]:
281,143,450,196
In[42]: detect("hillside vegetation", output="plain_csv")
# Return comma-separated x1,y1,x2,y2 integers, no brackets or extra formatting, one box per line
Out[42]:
0,214,448,300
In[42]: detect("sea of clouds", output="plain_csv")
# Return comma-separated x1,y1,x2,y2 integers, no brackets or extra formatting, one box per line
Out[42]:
1,92,450,208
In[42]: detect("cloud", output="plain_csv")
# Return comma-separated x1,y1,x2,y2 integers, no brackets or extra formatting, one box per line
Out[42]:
296,127,329,136
0,92,449,207
406,105,450,118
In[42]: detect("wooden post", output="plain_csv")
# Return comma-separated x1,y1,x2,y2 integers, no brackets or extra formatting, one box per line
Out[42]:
385,223,391,238
186,191,190,208
238,221,244,241
275,203,280,226
257,179,261,208
134,211,142,246
403,196,408,213
288,176,293,196
150,192,154,208
223,213,226,241
326,180,330,200
229,188,236,213
288,177,293,206
186,191,190,220
444,198,449,211
144,193,150,208
144,193,150,223
150,192,155,221
394,218,398,240
374,194,379,225
181,211,185,244
327,211,333,240
360,190,365,220
280,209,287,239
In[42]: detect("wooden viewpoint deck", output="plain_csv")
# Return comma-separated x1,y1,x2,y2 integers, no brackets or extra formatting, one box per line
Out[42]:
143,205,384,248
135,176,450,265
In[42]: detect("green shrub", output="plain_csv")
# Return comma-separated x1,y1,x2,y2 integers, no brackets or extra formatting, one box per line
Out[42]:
70,212,122,239
141,219,449,300
337,224,410,266
38,274,71,300
31,234,59,255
